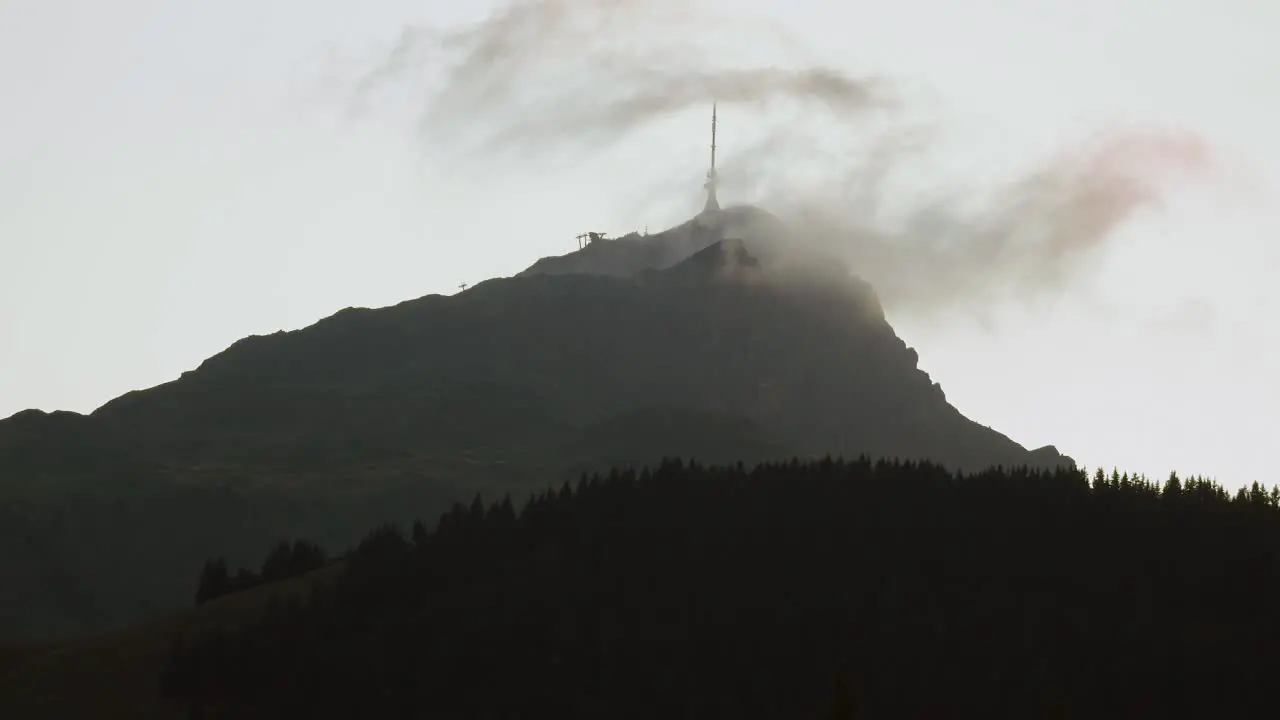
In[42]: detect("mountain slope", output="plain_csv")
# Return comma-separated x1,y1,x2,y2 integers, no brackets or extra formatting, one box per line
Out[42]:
0,562,342,720
0,208,1070,641
88,234,1064,475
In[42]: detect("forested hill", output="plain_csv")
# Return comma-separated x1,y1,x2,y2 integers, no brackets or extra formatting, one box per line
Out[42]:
163,457,1280,718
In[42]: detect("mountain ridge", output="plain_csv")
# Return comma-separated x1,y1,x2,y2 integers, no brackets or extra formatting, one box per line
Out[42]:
9,213,1069,478
0,207,1070,640
4,208,1071,483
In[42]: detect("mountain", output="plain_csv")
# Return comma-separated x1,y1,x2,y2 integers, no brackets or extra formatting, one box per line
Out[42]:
519,205,792,279
84,219,1065,476
0,205,1070,641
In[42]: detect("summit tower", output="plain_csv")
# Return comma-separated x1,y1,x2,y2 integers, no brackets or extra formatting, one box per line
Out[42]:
702,102,720,215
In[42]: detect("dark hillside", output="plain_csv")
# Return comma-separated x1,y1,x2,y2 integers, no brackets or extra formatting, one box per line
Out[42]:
163,459,1280,718
89,238,1065,474
0,563,342,720
0,210,1068,641
0,483,462,642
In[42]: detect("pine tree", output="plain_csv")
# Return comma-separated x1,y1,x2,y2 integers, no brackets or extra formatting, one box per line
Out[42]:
194,558,230,604
231,567,258,593
261,540,293,582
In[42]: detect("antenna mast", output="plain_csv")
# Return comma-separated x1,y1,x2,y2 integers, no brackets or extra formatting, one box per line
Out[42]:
711,101,717,172
702,101,720,214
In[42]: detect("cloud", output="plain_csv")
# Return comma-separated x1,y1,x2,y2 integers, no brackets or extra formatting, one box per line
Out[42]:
776,127,1215,315
1147,296,1217,337
347,0,1217,317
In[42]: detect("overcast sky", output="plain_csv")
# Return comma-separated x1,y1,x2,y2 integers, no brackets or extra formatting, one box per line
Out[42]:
2,0,1276,487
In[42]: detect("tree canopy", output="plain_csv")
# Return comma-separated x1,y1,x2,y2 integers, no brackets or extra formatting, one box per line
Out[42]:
163,457,1280,718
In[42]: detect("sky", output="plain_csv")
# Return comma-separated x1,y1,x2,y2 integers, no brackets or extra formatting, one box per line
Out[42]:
1,0,1276,487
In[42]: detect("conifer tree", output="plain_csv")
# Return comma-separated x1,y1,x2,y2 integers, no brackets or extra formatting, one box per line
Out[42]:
194,558,230,604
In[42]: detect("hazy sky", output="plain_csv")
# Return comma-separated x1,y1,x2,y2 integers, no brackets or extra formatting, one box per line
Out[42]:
2,0,1276,487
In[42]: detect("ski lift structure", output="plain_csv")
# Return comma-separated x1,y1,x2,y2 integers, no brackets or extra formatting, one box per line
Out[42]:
575,231,610,250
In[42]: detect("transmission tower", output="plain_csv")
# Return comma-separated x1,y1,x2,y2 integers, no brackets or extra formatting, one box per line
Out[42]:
703,101,720,214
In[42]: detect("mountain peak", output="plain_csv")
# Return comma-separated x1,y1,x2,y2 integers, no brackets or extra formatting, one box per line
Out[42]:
519,204,786,280
650,237,761,285
0,200,1076,644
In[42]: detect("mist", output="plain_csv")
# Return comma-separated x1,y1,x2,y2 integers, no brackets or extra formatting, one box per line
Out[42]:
350,0,1214,317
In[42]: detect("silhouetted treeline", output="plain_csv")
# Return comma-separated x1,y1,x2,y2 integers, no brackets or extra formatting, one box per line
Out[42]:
194,539,327,604
163,458,1280,718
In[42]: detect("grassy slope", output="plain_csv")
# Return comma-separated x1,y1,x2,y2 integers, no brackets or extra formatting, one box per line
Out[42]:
0,562,343,720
